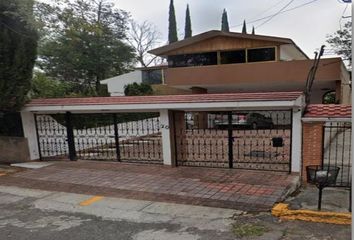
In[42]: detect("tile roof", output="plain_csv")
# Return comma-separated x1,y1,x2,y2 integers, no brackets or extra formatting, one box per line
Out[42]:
26,92,303,107
304,104,352,118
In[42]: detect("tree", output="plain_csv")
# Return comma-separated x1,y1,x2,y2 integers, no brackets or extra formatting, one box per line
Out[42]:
242,20,247,34
323,91,337,104
124,82,153,96
252,26,255,35
168,0,178,43
326,21,352,67
184,4,192,39
31,72,71,98
0,0,38,111
127,20,163,68
35,0,135,94
221,9,229,32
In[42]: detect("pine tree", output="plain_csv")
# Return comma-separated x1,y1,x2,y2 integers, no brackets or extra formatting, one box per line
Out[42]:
221,9,230,32
184,4,192,39
0,0,38,111
242,20,247,34
252,26,255,35
168,0,178,43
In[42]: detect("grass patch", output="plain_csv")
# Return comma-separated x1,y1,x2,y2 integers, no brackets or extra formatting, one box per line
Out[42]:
232,223,269,238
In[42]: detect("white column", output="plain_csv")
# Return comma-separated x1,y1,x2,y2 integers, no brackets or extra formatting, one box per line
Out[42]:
20,111,40,160
291,108,302,173
160,109,172,165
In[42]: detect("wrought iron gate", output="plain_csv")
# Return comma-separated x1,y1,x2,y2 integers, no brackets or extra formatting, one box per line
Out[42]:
323,122,352,187
175,110,292,172
35,114,69,160
35,112,163,164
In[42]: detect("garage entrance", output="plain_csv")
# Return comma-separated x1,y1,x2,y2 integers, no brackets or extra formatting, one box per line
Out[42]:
174,110,292,172
34,112,163,164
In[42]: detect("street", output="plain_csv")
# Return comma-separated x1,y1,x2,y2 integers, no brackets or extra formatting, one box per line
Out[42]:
0,185,350,240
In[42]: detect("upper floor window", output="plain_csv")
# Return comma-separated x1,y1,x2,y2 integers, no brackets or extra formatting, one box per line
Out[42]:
167,47,276,68
247,47,276,62
168,52,217,67
142,69,163,84
220,50,246,64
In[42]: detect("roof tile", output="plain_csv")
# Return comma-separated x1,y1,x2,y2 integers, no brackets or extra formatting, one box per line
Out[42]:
305,104,352,118
26,92,303,107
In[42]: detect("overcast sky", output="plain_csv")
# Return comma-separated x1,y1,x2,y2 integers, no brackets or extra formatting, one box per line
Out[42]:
114,0,351,58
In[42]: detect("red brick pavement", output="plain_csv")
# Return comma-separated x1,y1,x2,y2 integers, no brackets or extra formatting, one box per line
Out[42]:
0,161,298,211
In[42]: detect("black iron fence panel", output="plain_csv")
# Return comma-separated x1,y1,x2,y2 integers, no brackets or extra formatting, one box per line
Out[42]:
231,111,292,172
175,110,292,172
116,114,162,164
35,113,163,164
71,114,117,161
35,114,69,160
323,122,352,187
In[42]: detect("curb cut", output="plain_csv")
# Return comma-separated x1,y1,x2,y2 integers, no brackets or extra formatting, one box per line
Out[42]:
272,203,351,225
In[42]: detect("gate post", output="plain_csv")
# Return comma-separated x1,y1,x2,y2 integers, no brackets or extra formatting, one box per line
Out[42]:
160,109,175,166
227,112,233,169
113,113,121,161
65,112,77,161
20,111,40,160
291,109,302,174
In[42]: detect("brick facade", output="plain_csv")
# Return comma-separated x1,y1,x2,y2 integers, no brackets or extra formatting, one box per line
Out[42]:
302,122,324,181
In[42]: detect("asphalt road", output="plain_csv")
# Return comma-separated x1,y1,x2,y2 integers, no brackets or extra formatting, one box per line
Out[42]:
0,186,350,240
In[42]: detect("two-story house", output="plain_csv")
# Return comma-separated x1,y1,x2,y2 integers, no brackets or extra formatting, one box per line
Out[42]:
102,30,351,104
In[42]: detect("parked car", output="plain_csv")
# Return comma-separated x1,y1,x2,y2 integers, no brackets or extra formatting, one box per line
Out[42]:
214,113,274,129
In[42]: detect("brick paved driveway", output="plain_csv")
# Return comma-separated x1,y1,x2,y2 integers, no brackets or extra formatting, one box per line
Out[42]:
0,162,299,211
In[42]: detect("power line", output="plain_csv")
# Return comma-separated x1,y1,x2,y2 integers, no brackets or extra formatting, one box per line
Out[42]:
250,0,288,19
230,0,320,29
256,0,295,28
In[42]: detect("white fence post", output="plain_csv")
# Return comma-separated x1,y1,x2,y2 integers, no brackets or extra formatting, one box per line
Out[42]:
20,111,40,160
160,109,173,166
291,108,302,173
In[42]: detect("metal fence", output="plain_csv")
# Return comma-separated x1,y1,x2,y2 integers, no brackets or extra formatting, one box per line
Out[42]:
175,110,292,172
322,122,352,187
35,112,163,164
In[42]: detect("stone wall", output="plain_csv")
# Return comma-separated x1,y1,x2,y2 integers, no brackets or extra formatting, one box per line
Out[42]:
0,137,30,163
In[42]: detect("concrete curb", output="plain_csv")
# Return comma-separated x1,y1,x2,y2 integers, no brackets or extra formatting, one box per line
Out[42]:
278,176,301,202
272,203,351,225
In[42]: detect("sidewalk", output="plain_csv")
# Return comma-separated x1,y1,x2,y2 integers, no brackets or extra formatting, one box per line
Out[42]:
0,161,299,212
286,185,351,213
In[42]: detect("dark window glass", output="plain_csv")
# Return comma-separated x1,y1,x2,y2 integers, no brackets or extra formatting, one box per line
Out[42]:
247,48,276,62
168,52,217,67
220,50,246,64
142,69,163,84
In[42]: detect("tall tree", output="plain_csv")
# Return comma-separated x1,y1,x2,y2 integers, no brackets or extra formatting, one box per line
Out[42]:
242,20,247,34
326,21,352,67
0,0,38,111
252,26,255,35
36,0,135,93
128,20,162,67
184,4,192,39
221,9,229,32
168,0,178,43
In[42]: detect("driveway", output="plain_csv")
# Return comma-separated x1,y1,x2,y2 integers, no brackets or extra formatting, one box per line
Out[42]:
0,162,298,212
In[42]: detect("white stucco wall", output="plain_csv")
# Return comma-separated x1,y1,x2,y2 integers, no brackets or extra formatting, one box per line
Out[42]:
101,70,142,96
20,112,40,160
